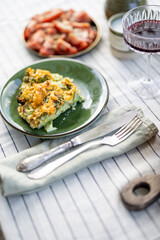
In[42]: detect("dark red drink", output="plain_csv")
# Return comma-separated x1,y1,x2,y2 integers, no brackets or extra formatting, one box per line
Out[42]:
124,20,160,52
122,6,160,99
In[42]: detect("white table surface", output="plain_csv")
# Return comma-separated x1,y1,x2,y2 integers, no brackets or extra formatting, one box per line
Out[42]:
1,0,160,239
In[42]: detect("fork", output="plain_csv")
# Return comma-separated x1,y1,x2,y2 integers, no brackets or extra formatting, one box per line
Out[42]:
28,116,142,179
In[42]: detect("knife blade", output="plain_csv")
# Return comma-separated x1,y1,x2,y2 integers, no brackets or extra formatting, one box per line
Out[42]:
17,109,137,172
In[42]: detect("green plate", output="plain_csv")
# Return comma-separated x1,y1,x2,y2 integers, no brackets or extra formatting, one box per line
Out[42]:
0,58,109,138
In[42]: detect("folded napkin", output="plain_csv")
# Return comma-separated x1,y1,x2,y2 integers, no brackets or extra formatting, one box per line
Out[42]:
0,105,158,196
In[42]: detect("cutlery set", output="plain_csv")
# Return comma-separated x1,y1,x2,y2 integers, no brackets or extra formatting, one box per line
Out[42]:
27,113,142,180
17,109,138,172
16,109,160,210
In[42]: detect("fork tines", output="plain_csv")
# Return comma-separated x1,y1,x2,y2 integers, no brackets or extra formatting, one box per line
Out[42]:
115,116,143,139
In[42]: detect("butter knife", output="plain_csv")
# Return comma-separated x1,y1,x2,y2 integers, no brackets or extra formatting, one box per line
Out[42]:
17,109,137,172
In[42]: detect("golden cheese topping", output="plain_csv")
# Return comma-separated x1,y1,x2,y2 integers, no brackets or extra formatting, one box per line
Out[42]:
62,78,76,101
17,68,79,128
26,67,53,81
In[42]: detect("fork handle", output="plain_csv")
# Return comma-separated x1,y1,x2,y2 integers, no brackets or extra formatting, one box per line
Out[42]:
28,140,101,179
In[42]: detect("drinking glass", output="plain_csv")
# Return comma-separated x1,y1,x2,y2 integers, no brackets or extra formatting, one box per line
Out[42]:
122,5,160,98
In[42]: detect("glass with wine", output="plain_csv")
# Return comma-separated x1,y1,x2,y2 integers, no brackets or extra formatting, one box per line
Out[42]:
122,5,160,98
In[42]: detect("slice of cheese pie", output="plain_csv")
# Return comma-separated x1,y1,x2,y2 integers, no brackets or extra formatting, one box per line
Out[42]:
17,67,84,132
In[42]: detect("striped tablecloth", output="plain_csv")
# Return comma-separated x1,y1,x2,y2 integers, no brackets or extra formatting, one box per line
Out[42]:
1,0,160,239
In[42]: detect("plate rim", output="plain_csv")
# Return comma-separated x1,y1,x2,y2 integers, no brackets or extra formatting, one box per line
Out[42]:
23,16,101,58
0,58,109,138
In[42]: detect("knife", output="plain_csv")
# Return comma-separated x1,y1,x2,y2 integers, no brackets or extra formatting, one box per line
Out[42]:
17,109,137,172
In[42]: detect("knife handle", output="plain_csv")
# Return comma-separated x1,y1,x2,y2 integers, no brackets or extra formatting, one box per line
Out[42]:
16,141,74,172
27,140,100,179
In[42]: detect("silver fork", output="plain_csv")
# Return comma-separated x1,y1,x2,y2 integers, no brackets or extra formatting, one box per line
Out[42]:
28,116,142,179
